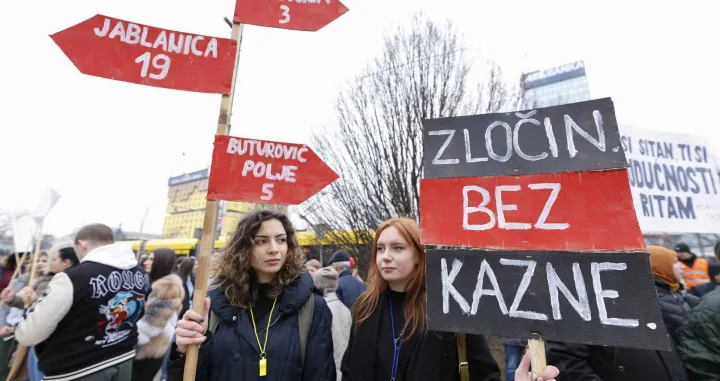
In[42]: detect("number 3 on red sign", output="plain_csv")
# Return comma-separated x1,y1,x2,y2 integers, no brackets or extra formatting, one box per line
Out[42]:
279,5,291,24
135,52,171,80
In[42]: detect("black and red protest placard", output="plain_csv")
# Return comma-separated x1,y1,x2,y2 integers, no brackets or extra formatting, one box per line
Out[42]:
207,135,338,205
420,98,669,350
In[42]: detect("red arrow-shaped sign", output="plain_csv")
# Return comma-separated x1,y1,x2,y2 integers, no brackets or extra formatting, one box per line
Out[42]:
51,14,237,94
234,0,348,32
207,135,338,205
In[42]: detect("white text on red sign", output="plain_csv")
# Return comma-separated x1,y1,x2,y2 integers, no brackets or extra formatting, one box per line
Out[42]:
94,18,220,81
225,137,309,201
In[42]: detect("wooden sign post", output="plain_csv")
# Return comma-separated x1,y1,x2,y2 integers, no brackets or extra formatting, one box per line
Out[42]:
52,2,347,379
420,98,670,379
181,20,243,380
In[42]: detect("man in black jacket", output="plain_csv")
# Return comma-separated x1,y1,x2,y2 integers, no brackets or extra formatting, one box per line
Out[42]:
327,250,366,310
15,224,151,381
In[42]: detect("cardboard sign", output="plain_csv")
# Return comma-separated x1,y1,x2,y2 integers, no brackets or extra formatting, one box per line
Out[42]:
620,125,720,234
423,98,627,179
51,15,236,94
207,135,338,205
420,170,644,251
426,249,669,351
420,98,668,351
235,0,349,32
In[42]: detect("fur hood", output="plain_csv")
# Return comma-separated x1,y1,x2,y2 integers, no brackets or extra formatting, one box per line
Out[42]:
136,273,185,359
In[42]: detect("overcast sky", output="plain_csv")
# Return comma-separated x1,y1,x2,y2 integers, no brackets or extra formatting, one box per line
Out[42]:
1,0,718,237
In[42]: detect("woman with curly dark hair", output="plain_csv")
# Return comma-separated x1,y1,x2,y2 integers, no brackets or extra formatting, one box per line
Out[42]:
168,210,336,381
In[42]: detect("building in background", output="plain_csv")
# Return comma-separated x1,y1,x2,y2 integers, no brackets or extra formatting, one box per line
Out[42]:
162,169,287,239
522,60,591,108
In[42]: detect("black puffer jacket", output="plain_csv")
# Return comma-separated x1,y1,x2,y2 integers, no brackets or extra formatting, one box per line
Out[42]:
546,279,694,381
168,272,335,381
655,279,698,345
677,289,720,381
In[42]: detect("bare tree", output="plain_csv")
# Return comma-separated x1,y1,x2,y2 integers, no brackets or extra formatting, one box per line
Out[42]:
300,14,522,276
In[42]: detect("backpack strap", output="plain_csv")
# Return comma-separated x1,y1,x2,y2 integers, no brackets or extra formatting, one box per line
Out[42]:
457,333,469,381
298,293,315,371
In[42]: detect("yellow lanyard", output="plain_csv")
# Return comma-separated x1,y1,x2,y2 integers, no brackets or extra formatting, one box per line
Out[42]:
250,297,278,377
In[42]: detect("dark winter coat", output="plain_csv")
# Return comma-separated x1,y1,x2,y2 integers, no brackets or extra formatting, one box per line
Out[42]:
545,279,695,381
167,272,336,381
655,279,699,345
677,289,720,381
341,292,501,381
336,270,366,310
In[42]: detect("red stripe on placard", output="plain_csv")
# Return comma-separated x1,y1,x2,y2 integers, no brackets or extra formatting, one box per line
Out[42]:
420,169,645,251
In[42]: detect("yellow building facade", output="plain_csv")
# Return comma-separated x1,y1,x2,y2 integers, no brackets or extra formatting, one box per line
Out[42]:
162,169,288,239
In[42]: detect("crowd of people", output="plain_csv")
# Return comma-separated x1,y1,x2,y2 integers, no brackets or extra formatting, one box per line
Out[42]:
0,209,717,380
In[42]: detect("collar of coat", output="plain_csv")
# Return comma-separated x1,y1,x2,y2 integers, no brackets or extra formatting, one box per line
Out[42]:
208,271,315,322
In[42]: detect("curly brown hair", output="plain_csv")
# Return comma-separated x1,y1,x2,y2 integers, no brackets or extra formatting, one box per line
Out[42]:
214,209,304,309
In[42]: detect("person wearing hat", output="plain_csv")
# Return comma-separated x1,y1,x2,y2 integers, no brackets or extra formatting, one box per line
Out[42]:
327,250,366,310
674,243,710,290
314,267,351,381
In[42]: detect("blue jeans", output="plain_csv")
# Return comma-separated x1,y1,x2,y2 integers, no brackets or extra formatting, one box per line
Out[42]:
28,347,44,381
504,344,524,381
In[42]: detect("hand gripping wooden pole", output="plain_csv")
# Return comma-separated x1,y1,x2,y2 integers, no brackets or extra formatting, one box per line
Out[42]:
528,339,547,381
182,21,244,381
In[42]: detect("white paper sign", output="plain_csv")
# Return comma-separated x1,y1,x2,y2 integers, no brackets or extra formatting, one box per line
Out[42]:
620,125,720,234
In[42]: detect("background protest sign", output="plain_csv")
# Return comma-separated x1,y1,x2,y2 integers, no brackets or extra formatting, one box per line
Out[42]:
620,125,720,234
420,98,669,351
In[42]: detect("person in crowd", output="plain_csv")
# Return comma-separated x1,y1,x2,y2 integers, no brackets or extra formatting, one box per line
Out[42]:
674,243,710,290
0,254,19,294
501,337,527,381
688,263,720,298
133,248,184,381
6,252,49,310
23,246,80,381
545,245,695,381
341,217,558,381
349,257,364,283
314,267,351,381
328,250,366,310
15,223,151,381
677,288,720,380
139,253,149,268
305,259,321,279
169,210,335,381
0,254,27,380
177,257,195,318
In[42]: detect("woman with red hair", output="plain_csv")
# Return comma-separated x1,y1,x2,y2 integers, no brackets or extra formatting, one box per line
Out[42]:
340,218,558,381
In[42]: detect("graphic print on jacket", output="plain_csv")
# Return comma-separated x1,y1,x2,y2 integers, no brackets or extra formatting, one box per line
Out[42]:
90,269,148,347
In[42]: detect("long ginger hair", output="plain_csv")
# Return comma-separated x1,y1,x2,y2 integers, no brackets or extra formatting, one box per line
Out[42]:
353,218,426,340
